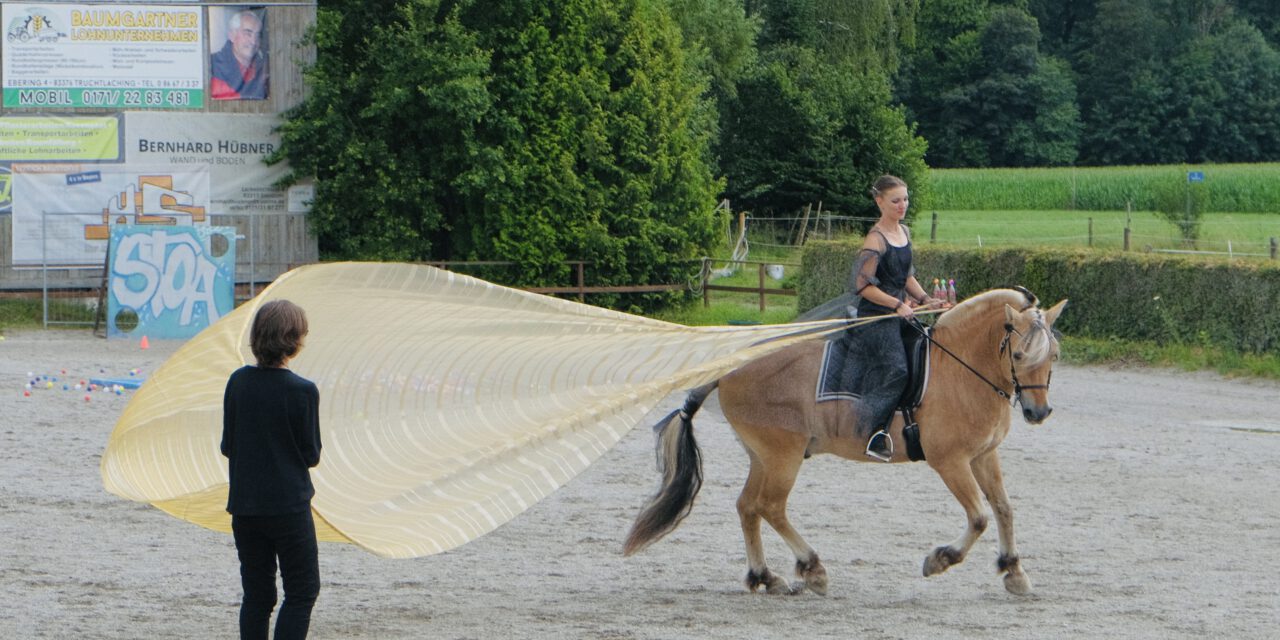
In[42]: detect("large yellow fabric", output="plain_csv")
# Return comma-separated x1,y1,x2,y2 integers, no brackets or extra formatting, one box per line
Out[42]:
101,262,844,558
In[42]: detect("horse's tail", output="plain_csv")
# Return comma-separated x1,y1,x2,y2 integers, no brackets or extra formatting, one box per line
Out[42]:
622,381,716,556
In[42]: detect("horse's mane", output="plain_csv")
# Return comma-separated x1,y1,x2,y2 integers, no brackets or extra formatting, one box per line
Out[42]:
934,289,1055,366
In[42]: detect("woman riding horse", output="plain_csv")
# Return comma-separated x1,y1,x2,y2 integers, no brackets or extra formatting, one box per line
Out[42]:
847,175,947,461
625,287,1068,597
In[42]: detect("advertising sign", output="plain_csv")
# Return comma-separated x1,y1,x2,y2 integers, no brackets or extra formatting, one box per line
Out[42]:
12,164,210,266
0,115,122,162
2,3,204,109
107,225,235,339
124,112,288,214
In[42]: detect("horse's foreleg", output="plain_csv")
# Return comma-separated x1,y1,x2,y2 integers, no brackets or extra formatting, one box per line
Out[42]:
924,456,988,578
971,451,1032,595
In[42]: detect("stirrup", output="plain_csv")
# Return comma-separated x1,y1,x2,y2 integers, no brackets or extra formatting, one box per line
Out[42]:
865,429,893,462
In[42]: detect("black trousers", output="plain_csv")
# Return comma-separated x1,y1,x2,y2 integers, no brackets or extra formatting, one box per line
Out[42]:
232,511,320,640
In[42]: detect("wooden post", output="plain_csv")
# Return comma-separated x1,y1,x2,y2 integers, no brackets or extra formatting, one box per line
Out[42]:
931,212,938,243
795,203,811,246
1088,217,1093,247
1271,237,1278,260
758,262,766,313
702,257,711,307
1124,227,1131,252
576,261,585,302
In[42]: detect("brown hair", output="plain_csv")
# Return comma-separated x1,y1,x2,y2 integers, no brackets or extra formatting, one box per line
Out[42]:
869,174,908,198
250,299,308,367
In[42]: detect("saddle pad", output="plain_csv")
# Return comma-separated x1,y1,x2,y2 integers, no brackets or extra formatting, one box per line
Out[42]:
815,337,862,402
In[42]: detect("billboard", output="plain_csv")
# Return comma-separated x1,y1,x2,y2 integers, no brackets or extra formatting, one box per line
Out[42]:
12,164,211,266
0,115,122,162
2,3,204,109
124,112,288,214
7,113,297,266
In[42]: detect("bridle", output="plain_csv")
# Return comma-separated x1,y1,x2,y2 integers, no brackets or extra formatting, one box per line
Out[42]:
906,315,1052,408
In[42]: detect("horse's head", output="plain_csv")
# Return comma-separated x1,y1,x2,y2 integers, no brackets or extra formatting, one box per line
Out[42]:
1002,298,1068,424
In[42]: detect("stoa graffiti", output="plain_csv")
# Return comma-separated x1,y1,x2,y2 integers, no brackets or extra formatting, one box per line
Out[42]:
109,227,234,336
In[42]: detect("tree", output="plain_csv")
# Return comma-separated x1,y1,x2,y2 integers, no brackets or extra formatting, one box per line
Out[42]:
664,0,760,99
272,0,491,261
1076,0,1173,164
751,0,919,76
274,0,722,310
1165,17,1280,163
897,2,1079,167
718,45,928,218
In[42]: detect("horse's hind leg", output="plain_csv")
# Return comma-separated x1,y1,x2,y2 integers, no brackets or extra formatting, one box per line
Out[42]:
971,451,1032,595
738,446,827,596
738,452,794,595
924,456,988,578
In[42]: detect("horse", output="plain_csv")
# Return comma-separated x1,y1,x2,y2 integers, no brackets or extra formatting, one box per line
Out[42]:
623,287,1068,596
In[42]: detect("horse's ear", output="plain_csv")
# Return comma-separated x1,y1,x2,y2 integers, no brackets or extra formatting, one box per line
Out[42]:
1004,304,1018,329
1043,299,1069,327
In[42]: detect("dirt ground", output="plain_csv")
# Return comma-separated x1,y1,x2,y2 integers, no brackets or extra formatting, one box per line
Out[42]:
2,329,1278,639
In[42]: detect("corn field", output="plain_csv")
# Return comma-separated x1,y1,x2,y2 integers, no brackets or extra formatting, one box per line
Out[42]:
930,163,1280,214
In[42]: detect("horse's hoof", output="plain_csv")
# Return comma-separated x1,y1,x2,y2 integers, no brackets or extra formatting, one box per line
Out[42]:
1003,571,1032,595
923,546,962,577
806,573,828,597
765,576,795,595
796,557,828,596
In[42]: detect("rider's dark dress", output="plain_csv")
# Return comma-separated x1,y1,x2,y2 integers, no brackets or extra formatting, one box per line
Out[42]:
842,227,914,438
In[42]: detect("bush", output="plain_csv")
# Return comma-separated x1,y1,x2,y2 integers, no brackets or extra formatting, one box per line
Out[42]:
1151,179,1208,244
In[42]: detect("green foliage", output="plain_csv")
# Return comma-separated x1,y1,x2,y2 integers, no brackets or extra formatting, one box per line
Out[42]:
1151,180,1208,243
923,208,1280,254
719,44,929,218
664,0,760,99
899,1,1080,167
800,241,1280,356
273,0,724,311
272,0,490,261
0,299,44,331
931,164,1280,213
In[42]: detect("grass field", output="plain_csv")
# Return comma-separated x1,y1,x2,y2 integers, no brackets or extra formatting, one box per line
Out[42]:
931,163,1280,213
918,209,1280,255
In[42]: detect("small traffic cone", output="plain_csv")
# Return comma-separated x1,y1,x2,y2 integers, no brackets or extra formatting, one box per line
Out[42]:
140,335,150,350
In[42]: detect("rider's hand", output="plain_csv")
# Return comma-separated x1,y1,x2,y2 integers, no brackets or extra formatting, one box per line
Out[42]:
895,300,914,318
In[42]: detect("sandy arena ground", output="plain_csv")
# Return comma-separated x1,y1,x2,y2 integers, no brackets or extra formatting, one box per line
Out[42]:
2,329,1278,639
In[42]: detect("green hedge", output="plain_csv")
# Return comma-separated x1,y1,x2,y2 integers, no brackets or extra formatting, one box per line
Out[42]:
800,240,1280,355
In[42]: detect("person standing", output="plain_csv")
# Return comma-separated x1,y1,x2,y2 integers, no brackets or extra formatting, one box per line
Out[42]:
222,299,321,639
844,175,946,462
211,9,269,100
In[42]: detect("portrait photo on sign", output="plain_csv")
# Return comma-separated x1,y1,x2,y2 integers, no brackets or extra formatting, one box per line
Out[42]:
209,7,270,101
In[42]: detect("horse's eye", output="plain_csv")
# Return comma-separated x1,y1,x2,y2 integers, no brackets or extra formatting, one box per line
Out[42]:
1013,352,1023,361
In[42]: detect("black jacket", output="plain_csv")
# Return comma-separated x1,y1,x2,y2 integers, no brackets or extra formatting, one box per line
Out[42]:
221,366,321,515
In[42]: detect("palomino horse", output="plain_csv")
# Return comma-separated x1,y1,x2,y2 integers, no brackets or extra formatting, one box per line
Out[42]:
623,288,1068,596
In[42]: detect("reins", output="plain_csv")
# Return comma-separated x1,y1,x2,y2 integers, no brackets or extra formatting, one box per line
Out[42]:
903,318,1015,402
902,313,1051,407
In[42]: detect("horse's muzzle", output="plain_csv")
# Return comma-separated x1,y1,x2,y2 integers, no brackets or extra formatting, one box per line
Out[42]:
1022,404,1052,424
